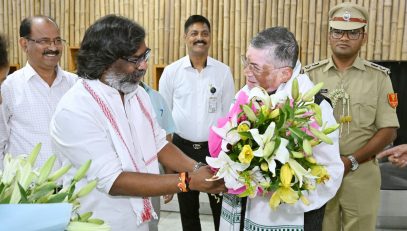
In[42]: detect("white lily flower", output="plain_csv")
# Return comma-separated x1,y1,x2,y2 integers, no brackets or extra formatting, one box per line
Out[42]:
250,122,276,158
270,91,289,107
288,158,316,188
206,151,249,190
249,87,271,109
211,114,241,150
244,166,268,198
265,138,290,176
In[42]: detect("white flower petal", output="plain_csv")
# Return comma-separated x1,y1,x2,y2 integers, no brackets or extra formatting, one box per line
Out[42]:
288,158,315,188
275,138,289,164
263,122,276,143
267,159,277,177
270,91,289,106
250,129,263,148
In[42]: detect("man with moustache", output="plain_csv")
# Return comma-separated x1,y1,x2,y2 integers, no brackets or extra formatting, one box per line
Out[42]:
0,15,77,169
305,3,399,230
159,15,235,231
49,15,226,230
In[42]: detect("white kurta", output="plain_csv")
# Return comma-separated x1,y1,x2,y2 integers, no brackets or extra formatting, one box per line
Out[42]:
220,61,344,231
50,79,167,231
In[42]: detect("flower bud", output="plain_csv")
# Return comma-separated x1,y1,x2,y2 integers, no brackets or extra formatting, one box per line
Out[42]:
269,108,280,119
302,82,324,102
292,78,299,102
260,162,269,172
75,180,98,198
280,164,293,188
303,139,313,156
73,160,92,182
310,127,333,145
322,123,340,135
242,105,257,122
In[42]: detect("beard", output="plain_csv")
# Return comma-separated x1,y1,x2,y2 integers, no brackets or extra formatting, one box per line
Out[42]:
104,69,146,94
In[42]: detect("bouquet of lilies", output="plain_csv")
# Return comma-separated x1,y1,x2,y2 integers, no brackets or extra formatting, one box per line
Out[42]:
207,79,339,209
0,143,110,230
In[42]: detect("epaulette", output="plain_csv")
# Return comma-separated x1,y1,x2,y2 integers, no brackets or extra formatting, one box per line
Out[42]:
303,59,329,72
364,60,391,75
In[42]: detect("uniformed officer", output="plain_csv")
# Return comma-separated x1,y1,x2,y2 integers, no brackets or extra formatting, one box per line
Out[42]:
305,2,400,231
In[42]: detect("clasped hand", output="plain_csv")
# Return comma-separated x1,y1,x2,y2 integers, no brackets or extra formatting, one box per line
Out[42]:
189,166,227,194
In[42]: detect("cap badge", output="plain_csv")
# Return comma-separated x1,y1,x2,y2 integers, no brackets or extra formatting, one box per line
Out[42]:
343,11,351,21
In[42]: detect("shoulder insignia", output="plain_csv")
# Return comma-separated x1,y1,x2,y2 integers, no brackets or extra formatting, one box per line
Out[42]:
303,59,329,72
364,61,391,75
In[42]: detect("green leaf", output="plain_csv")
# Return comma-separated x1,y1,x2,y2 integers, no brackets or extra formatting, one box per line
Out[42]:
47,192,69,203
0,183,5,197
67,184,76,200
29,182,57,202
288,127,307,140
17,183,28,203
0,193,11,204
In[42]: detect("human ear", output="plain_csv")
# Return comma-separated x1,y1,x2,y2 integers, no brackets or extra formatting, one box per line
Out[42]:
280,68,293,83
18,37,28,52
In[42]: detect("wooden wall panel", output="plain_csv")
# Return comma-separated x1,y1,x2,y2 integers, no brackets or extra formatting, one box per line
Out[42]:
1,0,406,89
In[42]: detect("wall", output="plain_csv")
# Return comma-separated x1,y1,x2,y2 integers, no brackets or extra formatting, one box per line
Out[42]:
1,0,406,89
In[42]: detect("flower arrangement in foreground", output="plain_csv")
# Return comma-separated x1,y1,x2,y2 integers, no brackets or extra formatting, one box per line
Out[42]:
207,79,339,209
0,143,110,230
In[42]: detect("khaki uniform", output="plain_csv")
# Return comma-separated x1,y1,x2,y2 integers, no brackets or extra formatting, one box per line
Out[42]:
305,56,399,231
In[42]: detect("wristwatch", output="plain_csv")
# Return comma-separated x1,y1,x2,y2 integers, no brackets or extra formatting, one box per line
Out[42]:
347,155,359,171
193,162,207,172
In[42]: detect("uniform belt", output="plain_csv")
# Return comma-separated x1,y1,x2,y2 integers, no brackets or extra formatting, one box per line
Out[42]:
174,133,208,150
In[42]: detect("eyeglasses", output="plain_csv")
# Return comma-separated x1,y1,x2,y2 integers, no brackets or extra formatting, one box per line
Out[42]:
330,29,364,40
25,37,66,46
241,55,288,75
122,48,151,66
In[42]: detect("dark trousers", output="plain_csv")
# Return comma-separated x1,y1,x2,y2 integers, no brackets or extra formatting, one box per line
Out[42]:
173,134,222,231
304,204,326,231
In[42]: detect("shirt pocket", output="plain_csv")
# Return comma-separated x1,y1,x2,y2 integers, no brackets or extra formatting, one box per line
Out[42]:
352,94,377,128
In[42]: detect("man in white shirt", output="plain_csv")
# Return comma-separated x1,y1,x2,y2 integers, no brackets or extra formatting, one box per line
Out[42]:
50,15,226,231
0,15,77,169
159,15,235,231
215,27,343,231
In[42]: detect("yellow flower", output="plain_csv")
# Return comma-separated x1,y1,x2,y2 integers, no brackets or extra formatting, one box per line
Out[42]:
278,187,299,204
269,187,299,209
269,190,281,209
238,145,254,165
237,122,250,140
311,165,330,183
